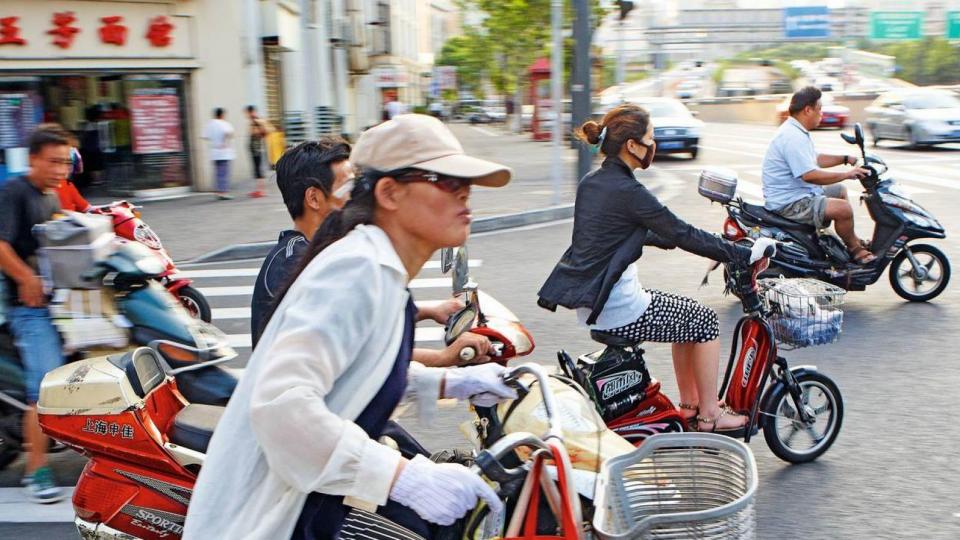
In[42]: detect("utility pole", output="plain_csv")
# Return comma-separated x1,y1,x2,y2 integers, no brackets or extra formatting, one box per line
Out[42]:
572,0,592,181
550,0,563,205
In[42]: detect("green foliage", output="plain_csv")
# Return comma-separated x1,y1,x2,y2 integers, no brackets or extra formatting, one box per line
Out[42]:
866,37,960,85
731,43,837,63
440,0,608,97
436,31,492,96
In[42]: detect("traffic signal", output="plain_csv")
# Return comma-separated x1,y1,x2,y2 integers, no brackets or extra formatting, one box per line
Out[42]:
617,0,634,21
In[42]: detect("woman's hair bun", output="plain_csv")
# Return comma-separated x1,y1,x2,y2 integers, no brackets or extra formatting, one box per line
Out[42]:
577,120,602,145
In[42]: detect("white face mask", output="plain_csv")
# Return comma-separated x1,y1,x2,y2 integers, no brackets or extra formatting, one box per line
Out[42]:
331,178,355,200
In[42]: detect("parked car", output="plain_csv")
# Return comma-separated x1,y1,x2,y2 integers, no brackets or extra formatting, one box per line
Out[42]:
865,89,960,147
776,93,849,129
630,97,702,160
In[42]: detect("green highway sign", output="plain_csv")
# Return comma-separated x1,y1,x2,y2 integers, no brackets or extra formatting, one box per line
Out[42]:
870,12,924,40
948,11,960,39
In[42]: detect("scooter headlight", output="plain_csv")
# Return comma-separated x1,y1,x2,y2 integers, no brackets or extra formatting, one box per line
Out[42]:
133,224,163,250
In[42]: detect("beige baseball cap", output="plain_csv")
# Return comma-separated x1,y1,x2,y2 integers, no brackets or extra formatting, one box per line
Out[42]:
351,114,512,187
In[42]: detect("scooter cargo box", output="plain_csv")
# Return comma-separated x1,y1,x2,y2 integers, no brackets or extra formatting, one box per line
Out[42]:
33,212,115,290
698,167,738,204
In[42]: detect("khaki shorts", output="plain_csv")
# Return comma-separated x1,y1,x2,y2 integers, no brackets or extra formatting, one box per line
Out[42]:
775,184,846,229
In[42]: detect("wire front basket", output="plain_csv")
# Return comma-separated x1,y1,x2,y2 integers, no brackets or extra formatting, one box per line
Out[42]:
759,278,847,350
592,433,758,540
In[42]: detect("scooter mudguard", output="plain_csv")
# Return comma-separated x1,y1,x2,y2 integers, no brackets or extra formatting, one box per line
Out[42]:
164,278,193,295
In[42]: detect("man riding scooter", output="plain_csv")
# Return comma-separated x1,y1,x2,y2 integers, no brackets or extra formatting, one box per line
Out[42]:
762,86,875,265
0,126,72,503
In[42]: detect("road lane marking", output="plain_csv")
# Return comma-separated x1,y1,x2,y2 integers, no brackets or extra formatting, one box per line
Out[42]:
0,487,75,522
211,300,450,321
470,126,499,137
199,278,454,297
177,260,481,279
224,326,445,348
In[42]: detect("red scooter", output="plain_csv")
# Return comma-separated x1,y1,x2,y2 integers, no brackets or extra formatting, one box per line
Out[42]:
556,248,846,464
91,201,211,322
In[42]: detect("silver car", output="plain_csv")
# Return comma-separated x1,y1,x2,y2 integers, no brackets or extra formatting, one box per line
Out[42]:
865,89,960,147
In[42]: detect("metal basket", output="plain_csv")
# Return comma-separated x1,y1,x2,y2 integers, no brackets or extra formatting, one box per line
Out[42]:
592,433,758,540
759,278,847,350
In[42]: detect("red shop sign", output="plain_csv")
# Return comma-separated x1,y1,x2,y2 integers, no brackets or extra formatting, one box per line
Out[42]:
131,93,183,155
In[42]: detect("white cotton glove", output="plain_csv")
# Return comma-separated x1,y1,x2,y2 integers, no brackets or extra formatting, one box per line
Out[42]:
749,238,777,264
389,454,502,525
443,363,518,407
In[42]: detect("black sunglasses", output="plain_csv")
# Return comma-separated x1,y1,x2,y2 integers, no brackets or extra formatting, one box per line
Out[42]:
393,171,471,193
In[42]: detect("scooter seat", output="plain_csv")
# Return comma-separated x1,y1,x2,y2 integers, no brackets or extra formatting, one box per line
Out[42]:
173,365,238,407
740,202,817,234
590,330,637,349
169,403,223,453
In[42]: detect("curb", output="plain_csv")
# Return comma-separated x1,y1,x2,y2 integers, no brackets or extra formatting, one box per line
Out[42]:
180,176,667,265
180,205,575,264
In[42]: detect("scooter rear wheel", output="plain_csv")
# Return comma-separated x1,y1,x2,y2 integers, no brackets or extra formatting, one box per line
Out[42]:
889,244,951,302
761,371,843,464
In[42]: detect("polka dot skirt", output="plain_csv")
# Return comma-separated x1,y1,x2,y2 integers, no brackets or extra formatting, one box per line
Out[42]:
605,290,720,344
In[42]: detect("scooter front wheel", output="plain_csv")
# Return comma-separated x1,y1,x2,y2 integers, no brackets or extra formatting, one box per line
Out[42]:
176,285,212,322
889,244,951,302
760,370,843,463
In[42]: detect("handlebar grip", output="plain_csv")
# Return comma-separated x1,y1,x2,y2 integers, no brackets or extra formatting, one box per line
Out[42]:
459,347,477,363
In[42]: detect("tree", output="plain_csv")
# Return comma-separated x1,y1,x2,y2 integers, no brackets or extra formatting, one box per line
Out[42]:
436,31,492,97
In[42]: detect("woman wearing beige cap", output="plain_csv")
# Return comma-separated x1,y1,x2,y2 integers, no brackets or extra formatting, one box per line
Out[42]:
185,115,515,540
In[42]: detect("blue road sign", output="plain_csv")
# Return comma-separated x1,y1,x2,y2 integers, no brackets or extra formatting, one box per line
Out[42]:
784,6,831,40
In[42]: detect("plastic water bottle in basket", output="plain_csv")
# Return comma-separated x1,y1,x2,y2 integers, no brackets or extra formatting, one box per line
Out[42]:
758,278,847,350
592,433,758,539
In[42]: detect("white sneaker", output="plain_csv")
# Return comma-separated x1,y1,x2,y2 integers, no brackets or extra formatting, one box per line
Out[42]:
23,466,65,504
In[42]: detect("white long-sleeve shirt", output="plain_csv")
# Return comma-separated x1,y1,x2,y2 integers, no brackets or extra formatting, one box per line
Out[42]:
184,225,444,539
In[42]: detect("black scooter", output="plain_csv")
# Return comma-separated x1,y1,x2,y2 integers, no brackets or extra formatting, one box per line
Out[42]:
706,123,950,302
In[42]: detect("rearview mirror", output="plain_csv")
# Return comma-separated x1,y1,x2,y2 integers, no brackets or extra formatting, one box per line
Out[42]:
854,123,864,147
452,246,470,294
440,248,454,274
840,132,857,144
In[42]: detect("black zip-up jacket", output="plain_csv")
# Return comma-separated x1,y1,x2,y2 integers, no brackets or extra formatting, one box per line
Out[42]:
537,157,750,325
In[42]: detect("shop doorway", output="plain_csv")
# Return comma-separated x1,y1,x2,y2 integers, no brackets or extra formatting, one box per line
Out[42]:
0,73,192,195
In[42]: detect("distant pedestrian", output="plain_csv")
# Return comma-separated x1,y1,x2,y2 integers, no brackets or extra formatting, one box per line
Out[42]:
203,108,236,200
246,105,273,198
385,98,406,120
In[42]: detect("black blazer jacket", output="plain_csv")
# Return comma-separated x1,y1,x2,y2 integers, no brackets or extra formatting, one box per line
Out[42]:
537,157,749,325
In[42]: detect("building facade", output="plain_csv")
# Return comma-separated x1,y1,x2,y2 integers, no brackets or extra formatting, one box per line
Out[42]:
0,0,264,195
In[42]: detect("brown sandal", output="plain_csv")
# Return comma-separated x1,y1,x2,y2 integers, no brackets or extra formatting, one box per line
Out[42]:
678,402,699,426
852,247,877,265
696,407,747,437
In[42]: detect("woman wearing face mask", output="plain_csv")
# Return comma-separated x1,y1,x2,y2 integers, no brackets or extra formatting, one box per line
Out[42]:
184,115,517,540
538,104,773,435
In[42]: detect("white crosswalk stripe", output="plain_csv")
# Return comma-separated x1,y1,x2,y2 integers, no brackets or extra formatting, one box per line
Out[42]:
182,256,480,351
176,260,482,279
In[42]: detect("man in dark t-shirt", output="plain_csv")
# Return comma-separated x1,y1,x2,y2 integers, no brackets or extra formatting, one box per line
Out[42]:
0,127,72,503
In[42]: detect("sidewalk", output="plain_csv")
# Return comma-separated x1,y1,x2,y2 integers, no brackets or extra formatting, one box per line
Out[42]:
86,123,665,262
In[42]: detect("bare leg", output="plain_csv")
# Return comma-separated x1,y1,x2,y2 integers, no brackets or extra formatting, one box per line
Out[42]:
690,340,745,431
825,198,860,252
23,406,49,473
672,343,699,415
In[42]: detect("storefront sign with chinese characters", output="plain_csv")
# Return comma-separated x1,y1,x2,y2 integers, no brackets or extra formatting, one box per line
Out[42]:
0,4,192,59
131,90,183,154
